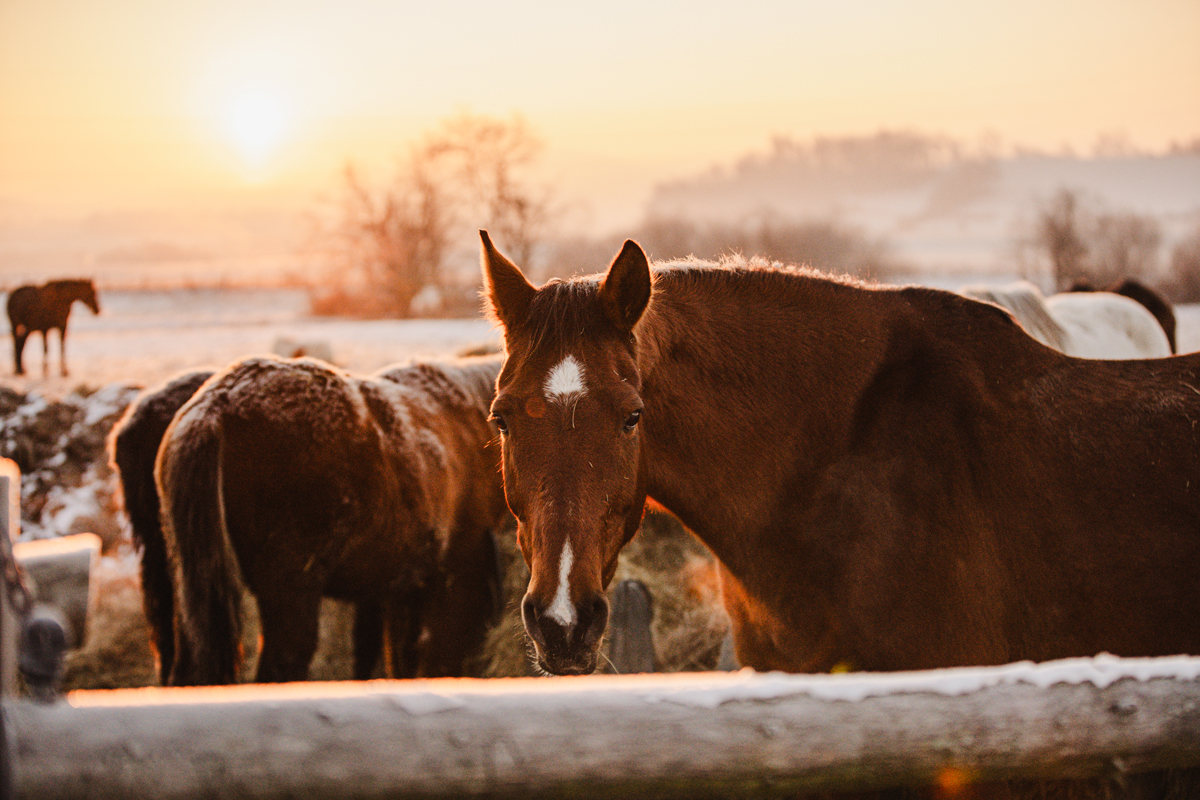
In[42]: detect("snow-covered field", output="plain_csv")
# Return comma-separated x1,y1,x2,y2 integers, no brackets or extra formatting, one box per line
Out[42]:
0,287,502,399
5,283,1200,400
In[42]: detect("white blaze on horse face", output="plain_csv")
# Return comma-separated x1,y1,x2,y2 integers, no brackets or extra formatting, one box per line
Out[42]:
545,539,576,627
544,355,587,404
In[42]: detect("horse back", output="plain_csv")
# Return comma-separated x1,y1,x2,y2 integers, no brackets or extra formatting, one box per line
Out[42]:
652,282,1200,672
367,358,507,534
6,285,44,333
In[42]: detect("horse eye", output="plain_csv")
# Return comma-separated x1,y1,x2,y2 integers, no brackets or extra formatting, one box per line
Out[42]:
491,413,509,435
623,409,642,433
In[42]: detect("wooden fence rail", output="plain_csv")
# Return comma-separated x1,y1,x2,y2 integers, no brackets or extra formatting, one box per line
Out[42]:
7,655,1200,799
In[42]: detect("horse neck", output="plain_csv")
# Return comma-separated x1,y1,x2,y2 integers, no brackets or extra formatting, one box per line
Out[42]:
633,271,892,564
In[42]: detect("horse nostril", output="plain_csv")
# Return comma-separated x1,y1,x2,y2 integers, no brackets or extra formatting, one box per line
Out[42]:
521,595,544,642
579,593,610,649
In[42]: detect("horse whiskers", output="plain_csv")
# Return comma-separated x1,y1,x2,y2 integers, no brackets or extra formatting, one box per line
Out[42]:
599,649,620,675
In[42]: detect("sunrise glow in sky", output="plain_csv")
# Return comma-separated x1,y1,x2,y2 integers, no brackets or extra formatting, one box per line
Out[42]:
1,0,1198,226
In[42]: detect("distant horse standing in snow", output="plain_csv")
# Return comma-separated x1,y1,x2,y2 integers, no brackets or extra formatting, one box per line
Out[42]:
6,279,100,376
156,354,510,685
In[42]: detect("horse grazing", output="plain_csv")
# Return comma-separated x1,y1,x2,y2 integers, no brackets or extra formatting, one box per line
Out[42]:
959,280,1170,359
479,231,1200,683
109,370,215,684
156,354,509,685
1069,277,1178,353
6,278,100,376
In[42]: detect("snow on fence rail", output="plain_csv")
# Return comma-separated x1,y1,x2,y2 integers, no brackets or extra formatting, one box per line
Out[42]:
7,655,1200,799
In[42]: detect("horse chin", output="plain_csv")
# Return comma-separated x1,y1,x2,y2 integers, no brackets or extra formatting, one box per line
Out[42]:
535,648,600,677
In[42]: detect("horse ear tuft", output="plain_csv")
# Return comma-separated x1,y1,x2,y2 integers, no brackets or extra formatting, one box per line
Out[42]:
480,230,536,329
599,240,651,333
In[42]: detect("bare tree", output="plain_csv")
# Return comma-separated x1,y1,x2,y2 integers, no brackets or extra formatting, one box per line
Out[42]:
1165,222,1200,303
1036,189,1090,291
1090,212,1162,286
336,161,452,315
324,113,555,317
421,112,555,267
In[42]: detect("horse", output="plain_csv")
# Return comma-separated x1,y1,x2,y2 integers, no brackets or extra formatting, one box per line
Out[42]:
482,233,1200,795
6,278,100,376
1068,278,1177,353
478,228,1200,698
109,369,215,685
958,280,1171,359
155,354,510,685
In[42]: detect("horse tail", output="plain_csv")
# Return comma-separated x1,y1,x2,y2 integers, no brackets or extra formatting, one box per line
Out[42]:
157,392,244,686
108,371,212,685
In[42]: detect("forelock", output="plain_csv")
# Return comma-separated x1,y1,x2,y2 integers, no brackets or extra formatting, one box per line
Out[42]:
514,278,609,353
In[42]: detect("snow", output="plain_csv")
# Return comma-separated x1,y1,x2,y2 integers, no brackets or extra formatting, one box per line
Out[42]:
640,653,1200,709
0,287,501,398
69,653,1200,711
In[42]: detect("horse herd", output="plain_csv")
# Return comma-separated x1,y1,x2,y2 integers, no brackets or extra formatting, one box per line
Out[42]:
11,237,1198,794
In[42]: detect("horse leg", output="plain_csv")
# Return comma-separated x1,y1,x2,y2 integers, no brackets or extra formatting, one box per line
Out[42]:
351,601,385,680
40,332,49,377
254,589,321,683
382,590,422,679
413,528,504,678
58,327,68,377
11,331,26,375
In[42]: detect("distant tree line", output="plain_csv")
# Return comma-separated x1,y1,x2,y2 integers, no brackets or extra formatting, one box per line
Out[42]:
317,122,1200,317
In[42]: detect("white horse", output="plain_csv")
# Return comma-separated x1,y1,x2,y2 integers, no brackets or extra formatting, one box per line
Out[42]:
959,281,1171,359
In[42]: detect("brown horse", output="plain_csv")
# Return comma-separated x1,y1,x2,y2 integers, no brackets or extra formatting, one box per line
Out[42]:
479,231,1200,684
109,369,215,684
156,354,509,685
6,278,100,376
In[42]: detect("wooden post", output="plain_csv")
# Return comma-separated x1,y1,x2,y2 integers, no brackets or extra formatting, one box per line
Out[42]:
602,579,656,674
8,655,1200,799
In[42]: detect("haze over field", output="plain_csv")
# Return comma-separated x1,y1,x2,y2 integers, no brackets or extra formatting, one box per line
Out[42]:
1,0,1198,285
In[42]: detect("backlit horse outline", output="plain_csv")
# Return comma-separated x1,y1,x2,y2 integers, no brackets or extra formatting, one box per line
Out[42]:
6,278,100,376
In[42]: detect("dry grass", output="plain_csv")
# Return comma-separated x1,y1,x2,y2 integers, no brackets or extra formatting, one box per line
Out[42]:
60,512,729,691
479,512,730,678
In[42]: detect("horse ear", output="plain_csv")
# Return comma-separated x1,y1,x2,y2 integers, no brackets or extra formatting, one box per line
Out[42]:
599,240,651,332
480,230,536,329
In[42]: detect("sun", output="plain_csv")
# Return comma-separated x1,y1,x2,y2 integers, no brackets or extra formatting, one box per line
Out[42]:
222,84,290,173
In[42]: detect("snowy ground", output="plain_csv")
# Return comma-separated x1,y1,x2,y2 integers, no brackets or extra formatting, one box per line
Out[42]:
4,284,1200,401
0,287,503,399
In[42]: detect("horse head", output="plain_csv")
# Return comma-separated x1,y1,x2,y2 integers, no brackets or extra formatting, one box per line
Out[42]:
81,280,100,315
481,231,652,675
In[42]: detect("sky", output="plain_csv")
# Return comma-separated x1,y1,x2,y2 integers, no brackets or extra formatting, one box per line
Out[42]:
1,0,1198,234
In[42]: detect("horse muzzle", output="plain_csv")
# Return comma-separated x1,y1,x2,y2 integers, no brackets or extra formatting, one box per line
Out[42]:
521,591,609,675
